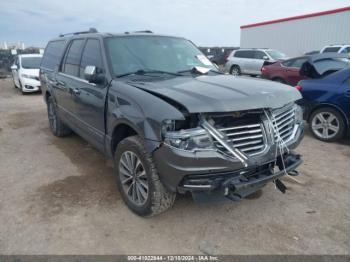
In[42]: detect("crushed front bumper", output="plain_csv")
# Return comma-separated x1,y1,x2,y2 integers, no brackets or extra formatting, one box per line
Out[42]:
179,153,302,203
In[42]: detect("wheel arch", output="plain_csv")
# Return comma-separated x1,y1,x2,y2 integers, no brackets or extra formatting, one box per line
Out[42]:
110,122,139,155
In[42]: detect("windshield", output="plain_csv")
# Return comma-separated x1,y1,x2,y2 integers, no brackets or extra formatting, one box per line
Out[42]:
21,57,42,69
266,50,288,60
105,36,216,76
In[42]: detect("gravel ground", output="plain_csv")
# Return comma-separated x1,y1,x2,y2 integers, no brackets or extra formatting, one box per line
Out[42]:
0,78,349,255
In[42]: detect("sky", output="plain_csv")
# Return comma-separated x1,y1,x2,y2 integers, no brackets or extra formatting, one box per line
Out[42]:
0,0,349,48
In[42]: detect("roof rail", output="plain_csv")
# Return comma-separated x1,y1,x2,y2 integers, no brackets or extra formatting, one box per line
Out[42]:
59,28,98,37
124,30,153,34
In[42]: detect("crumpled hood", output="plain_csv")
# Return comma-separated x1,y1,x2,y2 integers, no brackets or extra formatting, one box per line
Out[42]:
128,74,302,113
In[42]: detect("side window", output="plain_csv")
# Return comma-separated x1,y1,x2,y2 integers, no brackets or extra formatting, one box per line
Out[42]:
254,51,265,59
79,39,103,78
234,51,243,58
41,40,66,70
282,59,294,67
62,39,84,77
245,51,255,59
291,58,307,68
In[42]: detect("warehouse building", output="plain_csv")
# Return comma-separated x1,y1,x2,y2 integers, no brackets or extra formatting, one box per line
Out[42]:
240,6,350,57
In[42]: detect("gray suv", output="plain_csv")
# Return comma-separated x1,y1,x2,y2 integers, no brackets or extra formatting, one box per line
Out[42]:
40,29,303,216
224,48,288,76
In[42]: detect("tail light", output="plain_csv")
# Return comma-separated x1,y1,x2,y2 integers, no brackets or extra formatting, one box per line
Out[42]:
261,66,267,73
295,85,302,91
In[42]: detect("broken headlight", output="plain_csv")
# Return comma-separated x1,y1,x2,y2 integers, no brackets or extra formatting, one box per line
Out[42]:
162,120,213,151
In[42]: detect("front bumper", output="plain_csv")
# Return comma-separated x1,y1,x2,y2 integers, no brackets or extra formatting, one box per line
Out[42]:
20,77,41,92
153,123,304,194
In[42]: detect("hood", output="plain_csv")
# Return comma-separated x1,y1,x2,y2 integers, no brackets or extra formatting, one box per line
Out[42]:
20,68,40,77
127,74,301,113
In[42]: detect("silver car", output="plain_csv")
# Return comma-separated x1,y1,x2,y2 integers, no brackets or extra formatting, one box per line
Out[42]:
224,48,288,76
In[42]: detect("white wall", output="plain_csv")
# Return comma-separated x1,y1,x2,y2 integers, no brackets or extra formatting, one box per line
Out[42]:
240,10,350,57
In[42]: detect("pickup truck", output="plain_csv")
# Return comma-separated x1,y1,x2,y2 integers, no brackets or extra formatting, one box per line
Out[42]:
40,28,304,216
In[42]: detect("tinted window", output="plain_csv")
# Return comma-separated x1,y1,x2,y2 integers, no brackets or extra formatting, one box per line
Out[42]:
234,50,254,58
62,39,84,77
41,40,65,70
79,39,103,77
291,58,307,68
254,51,266,59
21,57,42,69
323,47,341,53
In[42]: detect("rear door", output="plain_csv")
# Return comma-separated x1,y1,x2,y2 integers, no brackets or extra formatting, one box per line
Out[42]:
55,38,85,126
339,76,350,117
233,50,252,74
283,57,308,85
252,50,267,75
71,38,108,151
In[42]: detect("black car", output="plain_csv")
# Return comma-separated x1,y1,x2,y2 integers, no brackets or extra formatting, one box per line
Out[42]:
40,28,304,216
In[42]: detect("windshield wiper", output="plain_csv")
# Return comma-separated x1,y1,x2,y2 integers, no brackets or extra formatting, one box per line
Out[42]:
117,69,182,78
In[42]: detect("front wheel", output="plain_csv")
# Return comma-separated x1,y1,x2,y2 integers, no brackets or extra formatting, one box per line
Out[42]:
230,65,241,76
114,136,176,216
309,107,345,142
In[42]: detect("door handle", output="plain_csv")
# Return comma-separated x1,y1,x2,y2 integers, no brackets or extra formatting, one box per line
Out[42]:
72,88,81,95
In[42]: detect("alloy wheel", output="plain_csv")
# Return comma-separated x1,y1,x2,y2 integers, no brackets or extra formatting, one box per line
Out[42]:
119,151,149,206
311,112,340,139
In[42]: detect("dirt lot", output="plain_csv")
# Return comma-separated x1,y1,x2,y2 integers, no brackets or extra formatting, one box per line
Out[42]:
0,78,349,255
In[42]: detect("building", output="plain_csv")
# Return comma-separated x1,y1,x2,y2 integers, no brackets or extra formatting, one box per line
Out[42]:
240,6,350,57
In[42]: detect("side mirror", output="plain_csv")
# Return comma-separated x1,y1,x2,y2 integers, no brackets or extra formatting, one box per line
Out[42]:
263,56,269,61
11,65,18,70
84,65,104,84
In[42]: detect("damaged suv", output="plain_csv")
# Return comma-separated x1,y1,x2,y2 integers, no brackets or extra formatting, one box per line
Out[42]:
40,29,304,216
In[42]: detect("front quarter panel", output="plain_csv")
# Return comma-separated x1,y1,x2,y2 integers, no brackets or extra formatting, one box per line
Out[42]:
107,80,185,144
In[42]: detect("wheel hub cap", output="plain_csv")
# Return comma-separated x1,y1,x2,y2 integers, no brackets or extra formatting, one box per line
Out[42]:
311,112,339,139
119,151,149,206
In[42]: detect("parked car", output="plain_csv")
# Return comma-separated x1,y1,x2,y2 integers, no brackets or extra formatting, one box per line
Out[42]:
200,47,238,66
11,54,42,94
224,48,288,76
0,68,8,79
304,50,320,55
40,29,304,216
299,53,350,79
320,45,350,55
298,67,350,142
261,56,308,86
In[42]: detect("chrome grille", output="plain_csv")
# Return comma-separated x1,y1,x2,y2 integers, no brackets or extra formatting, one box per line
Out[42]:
214,123,266,156
272,105,296,142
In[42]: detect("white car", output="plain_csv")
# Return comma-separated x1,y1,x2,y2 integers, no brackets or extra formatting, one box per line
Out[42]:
320,45,350,55
224,48,288,76
11,54,42,94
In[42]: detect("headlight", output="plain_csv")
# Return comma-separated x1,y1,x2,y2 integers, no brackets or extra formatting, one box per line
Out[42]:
163,125,214,151
21,74,37,80
294,104,303,123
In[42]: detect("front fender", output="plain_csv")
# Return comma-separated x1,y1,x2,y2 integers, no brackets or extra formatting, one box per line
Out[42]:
106,80,185,153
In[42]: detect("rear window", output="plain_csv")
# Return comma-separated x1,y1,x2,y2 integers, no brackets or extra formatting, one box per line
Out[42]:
41,40,66,70
234,50,254,58
322,47,341,53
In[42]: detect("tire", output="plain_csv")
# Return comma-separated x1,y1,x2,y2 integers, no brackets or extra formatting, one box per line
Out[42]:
309,107,346,142
114,136,176,217
230,65,241,76
19,81,25,95
47,96,72,137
